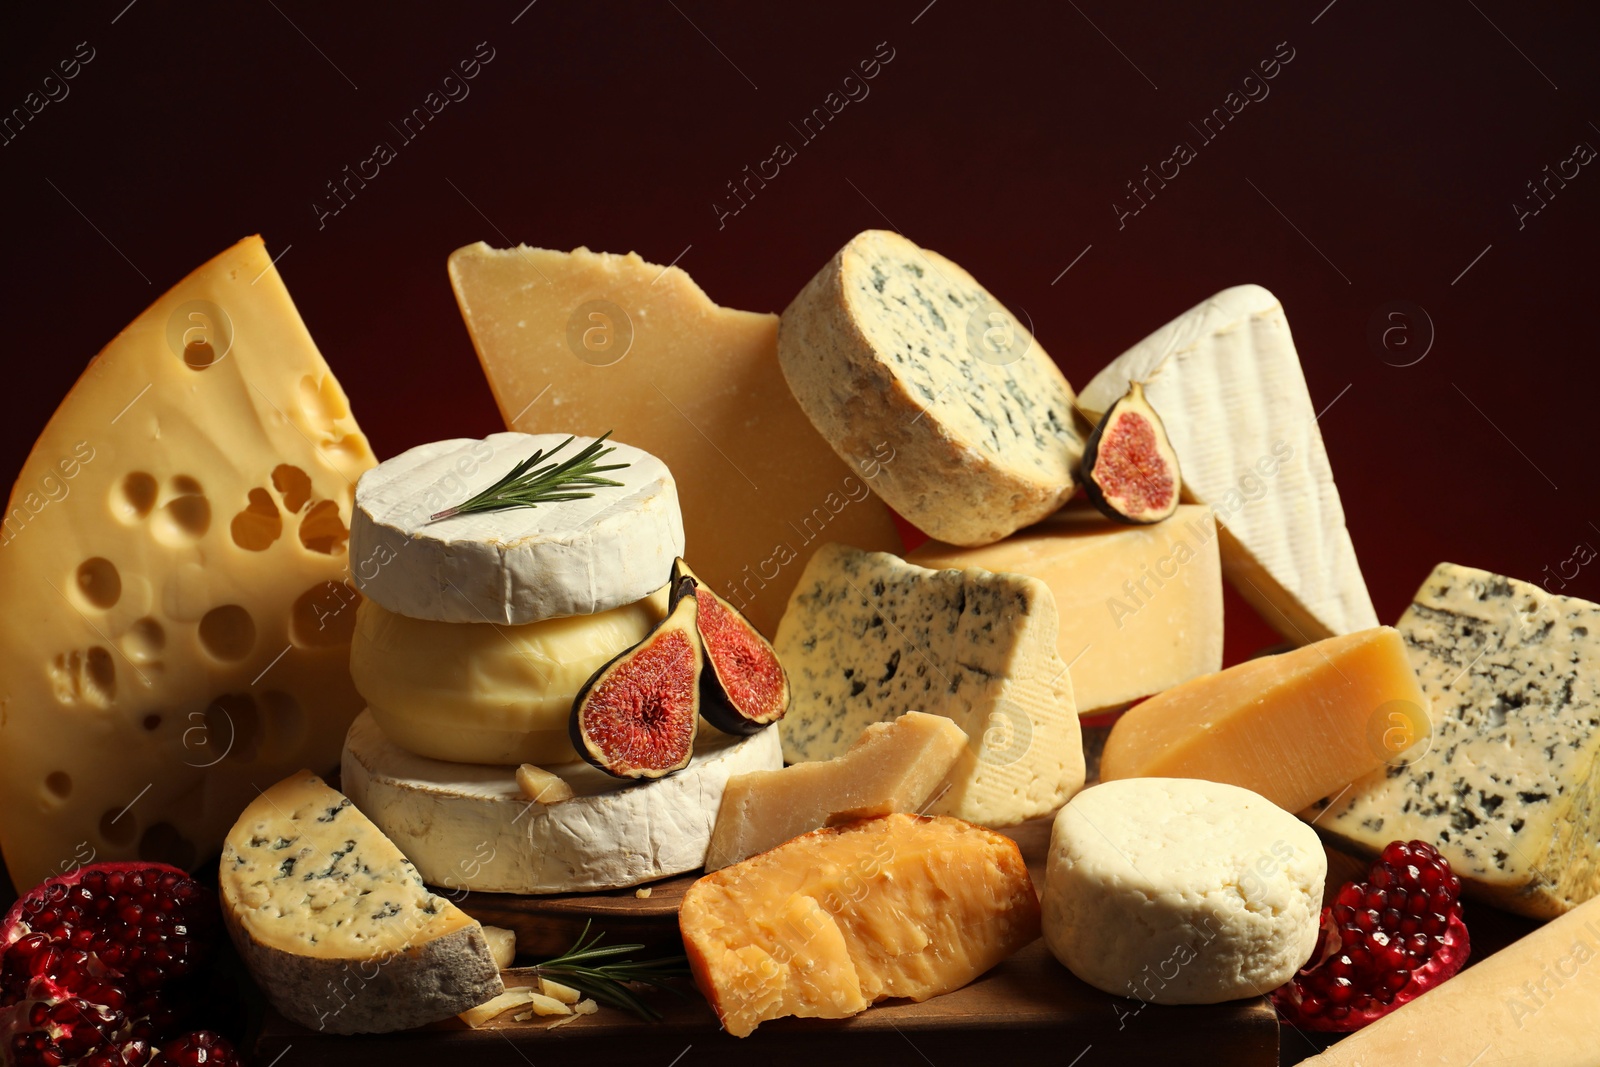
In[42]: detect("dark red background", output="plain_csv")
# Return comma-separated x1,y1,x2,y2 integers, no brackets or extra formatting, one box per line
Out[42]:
3,0,1597,656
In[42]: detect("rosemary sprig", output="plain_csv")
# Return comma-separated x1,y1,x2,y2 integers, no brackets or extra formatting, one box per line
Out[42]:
428,432,629,522
516,921,689,1021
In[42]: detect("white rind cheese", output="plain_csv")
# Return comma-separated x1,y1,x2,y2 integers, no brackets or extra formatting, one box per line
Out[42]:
775,543,1084,826
1079,285,1377,644
219,771,503,1034
341,710,782,893
1306,563,1600,919
778,230,1083,547
349,432,683,625
1043,778,1325,1004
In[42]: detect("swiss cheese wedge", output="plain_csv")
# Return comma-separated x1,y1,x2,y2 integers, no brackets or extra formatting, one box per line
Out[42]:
681,813,1040,1037
0,236,376,889
1100,627,1428,813
448,243,902,636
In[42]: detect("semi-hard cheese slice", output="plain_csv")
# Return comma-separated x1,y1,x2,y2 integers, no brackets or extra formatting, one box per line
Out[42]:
681,813,1041,1037
341,710,782,893
775,544,1085,826
909,503,1223,715
1079,286,1377,644
349,433,681,625
1100,627,1428,813
1297,893,1600,1067
0,236,376,891
219,771,503,1034
1043,778,1325,1004
778,230,1084,547
349,588,667,765
704,710,968,870
1307,564,1600,919
448,243,901,636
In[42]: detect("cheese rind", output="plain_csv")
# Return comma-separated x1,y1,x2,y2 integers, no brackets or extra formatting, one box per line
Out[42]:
341,710,782,893
778,230,1083,546
681,813,1041,1037
219,771,502,1034
1100,627,1427,813
1042,778,1325,1004
0,236,376,891
909,504,1223,715
705,710,968,870
349,589,666,765
1306,564,1600,918
1079,285,1376,643
1299,893,1600,1066
448,243,901,636
349,433,682,625
775,544,1085,827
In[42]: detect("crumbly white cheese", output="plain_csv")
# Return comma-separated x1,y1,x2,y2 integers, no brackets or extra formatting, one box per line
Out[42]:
775,543,1084,826
1306,563,1600,918
349,432,683,625
1043,778,1325,1004
341,711,782,893
778,230,1083,546
1078,285,1377,644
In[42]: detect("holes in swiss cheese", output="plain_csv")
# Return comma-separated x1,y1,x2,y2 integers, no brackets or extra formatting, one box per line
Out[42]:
142,712,163,731
123,617,165,662
155,476,210,542
75,557,121,610
272,464,312,513
183,340,220,370
118,473,158,521
298,499,349,555
50,647,116,707
230,488,282,551
45,772,72,800
198,604,256,661
289,581,360,648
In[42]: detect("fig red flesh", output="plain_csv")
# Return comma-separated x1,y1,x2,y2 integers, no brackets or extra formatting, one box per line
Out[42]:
1081,380,1181,524
670,559,789,733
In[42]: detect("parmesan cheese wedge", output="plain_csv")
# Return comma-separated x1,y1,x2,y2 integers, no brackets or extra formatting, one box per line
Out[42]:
1079,285,1377,644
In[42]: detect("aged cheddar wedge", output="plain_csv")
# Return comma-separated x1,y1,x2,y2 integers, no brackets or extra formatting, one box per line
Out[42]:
448,243,900,636
776,544,1085,827
705,710,968,870
0,236,376,890
1298,893,1600,1066
1079,286,1377,644
910,503,1223,715
1100,627,1428,813
778,230,1084,547
219,771,503,1033
681,813,1040,1037
1308,564,1600,918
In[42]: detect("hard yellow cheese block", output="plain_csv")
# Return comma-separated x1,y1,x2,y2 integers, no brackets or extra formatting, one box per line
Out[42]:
1299,893,1600,1066
1100,627,1428,812
448,243,902,636
704,710,968,870
0,236,376,890
910,503,1223,715
681,813,1041,1037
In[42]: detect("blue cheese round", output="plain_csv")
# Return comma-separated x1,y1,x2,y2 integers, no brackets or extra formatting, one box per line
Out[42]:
350,432,684,624
778,230,1084,547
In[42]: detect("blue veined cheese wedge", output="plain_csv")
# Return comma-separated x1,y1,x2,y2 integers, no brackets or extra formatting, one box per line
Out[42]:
1306,563,1600,919
775,543,1084,827
778,230,1084,547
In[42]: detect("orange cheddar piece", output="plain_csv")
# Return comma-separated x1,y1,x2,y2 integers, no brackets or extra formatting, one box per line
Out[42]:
1100,627,1428,812
680,813,1040,1037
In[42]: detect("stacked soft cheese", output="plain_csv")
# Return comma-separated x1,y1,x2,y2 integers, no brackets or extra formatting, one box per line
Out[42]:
341,432,781,894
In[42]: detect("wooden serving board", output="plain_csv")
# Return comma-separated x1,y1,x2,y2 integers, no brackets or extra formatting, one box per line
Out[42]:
255,819,1281,1065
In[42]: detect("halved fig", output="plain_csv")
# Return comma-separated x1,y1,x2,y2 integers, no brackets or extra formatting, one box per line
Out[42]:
569,576,702,779
669,559,790,734
1080,380,1181,524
